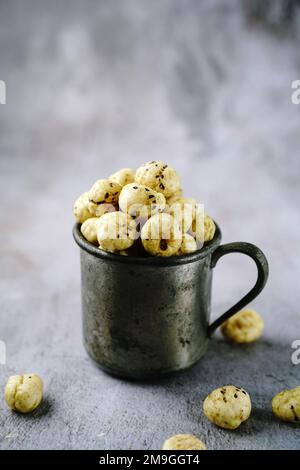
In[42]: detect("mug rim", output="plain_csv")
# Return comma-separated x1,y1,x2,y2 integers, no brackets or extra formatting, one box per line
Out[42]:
73,221,222,266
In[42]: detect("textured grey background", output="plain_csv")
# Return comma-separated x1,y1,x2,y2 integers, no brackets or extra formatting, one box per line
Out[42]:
0,0,300,450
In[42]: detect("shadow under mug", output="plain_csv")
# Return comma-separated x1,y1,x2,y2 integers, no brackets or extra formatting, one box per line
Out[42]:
73,222,269,380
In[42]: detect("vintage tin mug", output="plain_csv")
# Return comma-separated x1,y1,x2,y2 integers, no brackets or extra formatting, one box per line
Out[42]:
73,222,268,380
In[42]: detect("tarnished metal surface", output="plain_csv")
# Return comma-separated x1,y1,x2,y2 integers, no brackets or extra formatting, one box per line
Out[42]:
81,249,212,379
74,224,268,379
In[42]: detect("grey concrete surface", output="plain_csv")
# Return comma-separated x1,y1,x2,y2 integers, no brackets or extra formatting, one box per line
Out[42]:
0,0,300,450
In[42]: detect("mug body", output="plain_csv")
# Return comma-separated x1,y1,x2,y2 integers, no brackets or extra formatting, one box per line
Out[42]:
75,225,222,380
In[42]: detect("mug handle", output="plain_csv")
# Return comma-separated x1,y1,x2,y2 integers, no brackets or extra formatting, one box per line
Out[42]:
208,242,269,336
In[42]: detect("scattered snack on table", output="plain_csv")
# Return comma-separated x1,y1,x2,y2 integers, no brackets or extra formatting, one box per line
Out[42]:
109,168,135,187
5,374,43,413
135,161,181,198
119,183,165,218
97,211,137,253
272,386,300,423
141,213,181,257
80,217,100,245
203,385,251,429
162,434,206,450
73,161,216,257
221,309,264,344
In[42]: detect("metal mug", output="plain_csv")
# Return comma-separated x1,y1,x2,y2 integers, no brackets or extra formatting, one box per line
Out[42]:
73,223,268,380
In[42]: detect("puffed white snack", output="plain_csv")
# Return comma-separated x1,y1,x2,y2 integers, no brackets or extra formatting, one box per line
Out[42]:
221,309,264,343
168,197,197,233
87,200,116,218
73,192,92,223
118,250,130,256
192,212,216,242
141,213,181,257
203,385,251,429
178,233,198,254
97,211,137,252
162,434,206,450
166,188,183,206
88,179,122,205
272,386,300,423
109,168,135,187
204,214,216,242
80,217,100,244
135,161,181,198
5,374,43,413
119,183,165,218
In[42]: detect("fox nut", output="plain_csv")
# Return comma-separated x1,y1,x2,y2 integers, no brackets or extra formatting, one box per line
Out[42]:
88,179,122,205
73,192,92,223
87,200,116,218
166,188,183,206
162,434,206,451
109,168,135,187
168,198,197,233
135,161,181,198
203,385,251,430
192,212,216,243
221,309,264,344
178,233,197,254
272,386,300,423
141,213,181,257
80,217,100,244
204,214,216,242
97,211,137,252
5,374,43,413
119,183,165,218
